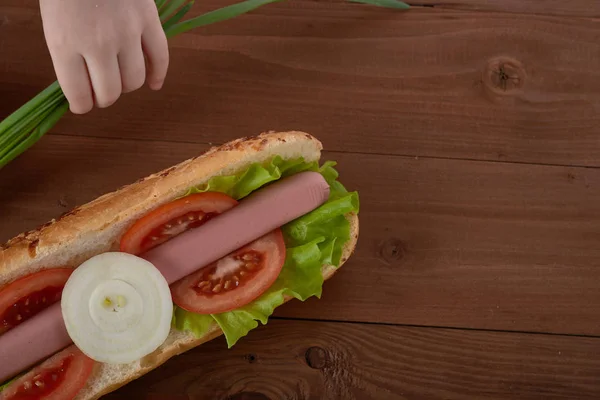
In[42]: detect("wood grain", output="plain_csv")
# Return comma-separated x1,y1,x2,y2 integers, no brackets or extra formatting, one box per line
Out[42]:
408,0,600,17
2,1,600,398
101,319,600,400
1,2,600,167
2,135,600,336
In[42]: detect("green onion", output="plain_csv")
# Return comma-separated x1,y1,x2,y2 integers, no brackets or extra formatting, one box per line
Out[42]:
1,102,69,167
159,0,191,23
0,0,409,170
164,0,286,38
0,81,62,135
162,1,195,31
155,0,169,11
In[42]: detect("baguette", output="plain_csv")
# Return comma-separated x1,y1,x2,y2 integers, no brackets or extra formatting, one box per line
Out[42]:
0,131,359,400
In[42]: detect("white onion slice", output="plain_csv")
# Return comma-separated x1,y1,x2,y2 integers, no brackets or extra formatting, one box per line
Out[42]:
61,252,173,364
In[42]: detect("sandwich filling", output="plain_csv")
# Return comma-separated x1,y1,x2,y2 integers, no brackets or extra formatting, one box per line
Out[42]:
0,155,359,396
169,155,359,347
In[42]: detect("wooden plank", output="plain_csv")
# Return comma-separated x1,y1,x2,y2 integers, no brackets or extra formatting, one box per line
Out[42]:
409,0,600,17
2,2,600,166
2,136,600,336
101,319,600,399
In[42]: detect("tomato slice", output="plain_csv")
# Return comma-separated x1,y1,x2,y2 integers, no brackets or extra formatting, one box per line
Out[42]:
0,268,73,335
120,192,239,255
170,229,286,314
0,345,94,400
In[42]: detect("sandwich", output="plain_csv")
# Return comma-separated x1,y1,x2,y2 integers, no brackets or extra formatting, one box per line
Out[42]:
0,131,359,400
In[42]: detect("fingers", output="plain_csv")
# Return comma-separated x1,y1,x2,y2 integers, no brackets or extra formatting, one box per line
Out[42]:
118,41,146,93
51,48,123,112
55,35,164,114
141,22,169,90
85,53,123,109
46,13,168,114
51,52,94,115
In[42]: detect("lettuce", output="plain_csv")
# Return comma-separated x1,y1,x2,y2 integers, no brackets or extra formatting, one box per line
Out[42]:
0,375,17,393
171,156,359,347
0,156,358,393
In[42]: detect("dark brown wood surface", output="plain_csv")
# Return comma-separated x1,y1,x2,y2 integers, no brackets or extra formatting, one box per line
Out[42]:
408,0,600,17
103,319,600,400
2,0,600,399
3,1,600,167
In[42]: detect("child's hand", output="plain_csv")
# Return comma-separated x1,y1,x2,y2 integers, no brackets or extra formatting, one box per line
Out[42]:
39,0,169,114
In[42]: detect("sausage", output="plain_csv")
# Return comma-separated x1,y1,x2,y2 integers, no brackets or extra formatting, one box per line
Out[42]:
142,171,330,284
0,303,71,382
0,171,330,382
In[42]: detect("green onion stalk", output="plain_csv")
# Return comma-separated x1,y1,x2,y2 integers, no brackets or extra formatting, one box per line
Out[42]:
0,0,409,170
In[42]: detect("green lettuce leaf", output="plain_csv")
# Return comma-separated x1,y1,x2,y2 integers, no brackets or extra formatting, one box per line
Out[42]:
172,306,214,337
0,375,18,393
182,155,318,199
171,156,359,347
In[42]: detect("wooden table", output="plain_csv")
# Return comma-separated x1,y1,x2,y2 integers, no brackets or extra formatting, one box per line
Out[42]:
2,0,600,398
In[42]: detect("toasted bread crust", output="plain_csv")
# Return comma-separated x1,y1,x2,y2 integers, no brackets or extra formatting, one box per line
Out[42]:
0,131,323,286
0,131,359,400
86,213,358,400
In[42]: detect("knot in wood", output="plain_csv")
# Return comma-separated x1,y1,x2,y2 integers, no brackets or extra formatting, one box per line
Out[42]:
483,56,526,94
305,346,328,369
245,353,258,363
378,238,405,265
227,392,270,400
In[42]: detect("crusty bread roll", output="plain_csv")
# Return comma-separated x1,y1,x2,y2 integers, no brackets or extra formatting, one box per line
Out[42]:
0,131,359,400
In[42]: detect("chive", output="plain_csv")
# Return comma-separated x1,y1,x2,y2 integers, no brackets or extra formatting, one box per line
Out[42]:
0,81,63,135
0,0,406,170
159,0,191,23
0,103,60,162
0,101,68,169
155,0,169,11
0,90,64,152
164,0,284,38
0,87,63,135
162,1,195,31
0,110,55,161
